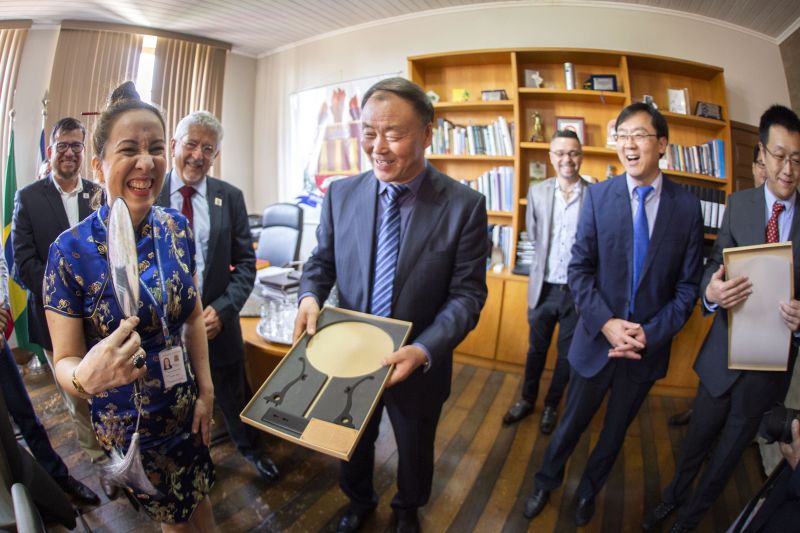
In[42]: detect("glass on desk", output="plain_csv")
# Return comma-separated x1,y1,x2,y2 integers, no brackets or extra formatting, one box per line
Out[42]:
258,298,298,345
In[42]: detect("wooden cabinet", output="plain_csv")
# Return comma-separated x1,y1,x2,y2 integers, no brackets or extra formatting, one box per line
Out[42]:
409,48,732,395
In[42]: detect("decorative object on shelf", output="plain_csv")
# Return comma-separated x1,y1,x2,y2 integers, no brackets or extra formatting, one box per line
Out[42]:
564,62,576,90
555,116,586,144
668,88,690,115
695,101,723,120
451,88,470,103
585,74,617,91
425,90,440,104
529,160,547,181
642,94,658,108
524,69,543,88
530,111,545,142
606,119,617,147
481,89,508,101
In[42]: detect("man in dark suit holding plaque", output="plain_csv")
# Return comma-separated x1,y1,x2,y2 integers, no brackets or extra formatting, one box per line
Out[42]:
295,77,489,533
643,105,800,533
524,102,704,526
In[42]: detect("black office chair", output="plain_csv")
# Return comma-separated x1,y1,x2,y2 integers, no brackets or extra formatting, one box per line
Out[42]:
256,203,303,267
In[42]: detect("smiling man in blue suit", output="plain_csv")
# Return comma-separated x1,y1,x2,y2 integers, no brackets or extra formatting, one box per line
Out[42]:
294,77,489,533
524,102,704,526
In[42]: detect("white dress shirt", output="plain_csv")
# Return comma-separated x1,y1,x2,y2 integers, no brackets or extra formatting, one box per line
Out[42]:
52,175,84,228
544,179,583,284
168,170,209,292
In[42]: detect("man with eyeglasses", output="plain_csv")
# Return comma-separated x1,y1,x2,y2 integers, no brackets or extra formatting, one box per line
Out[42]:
643,105,800,533
525,102,703,527
753,143,768,188
157,111,280,483
502,130,591,435
12,116,108,504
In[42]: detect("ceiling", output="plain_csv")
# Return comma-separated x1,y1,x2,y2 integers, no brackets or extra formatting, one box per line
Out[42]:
5,0,800,57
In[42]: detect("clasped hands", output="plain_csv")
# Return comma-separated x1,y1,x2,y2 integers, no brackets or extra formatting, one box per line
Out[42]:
293,297,426,387
602,318,646,360
706,265,800,331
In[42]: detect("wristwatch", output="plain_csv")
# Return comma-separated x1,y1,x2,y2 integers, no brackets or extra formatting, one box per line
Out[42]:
72,367,88,394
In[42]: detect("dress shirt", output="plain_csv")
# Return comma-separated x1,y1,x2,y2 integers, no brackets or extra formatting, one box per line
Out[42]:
626,173,663,239
544,179,583,284
51,175,84,228
168,169,209,292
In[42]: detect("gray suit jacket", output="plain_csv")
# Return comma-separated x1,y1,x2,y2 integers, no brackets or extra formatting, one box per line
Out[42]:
526,176,592,308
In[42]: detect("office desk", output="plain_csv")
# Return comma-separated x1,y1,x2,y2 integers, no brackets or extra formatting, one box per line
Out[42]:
241,316,290,392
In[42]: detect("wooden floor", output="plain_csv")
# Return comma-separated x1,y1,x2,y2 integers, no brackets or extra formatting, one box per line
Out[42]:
20,362,765,533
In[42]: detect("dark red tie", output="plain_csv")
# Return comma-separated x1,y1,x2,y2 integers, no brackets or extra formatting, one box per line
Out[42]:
766,201,785,243
179,185,195,228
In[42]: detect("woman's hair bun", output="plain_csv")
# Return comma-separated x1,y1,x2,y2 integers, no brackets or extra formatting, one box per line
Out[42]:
109,81,141,106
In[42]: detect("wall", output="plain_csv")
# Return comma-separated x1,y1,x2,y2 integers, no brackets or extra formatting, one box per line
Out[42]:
220,52,257,203
780,25,800,113
255,3,792,220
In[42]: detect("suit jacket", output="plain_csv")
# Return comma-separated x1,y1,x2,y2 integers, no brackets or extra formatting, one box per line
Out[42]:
526,176,592,308
694,185,800,407
742,462,800,532
299,165,489,408
12,176,98,350
567,174,703,381
157,174,255,368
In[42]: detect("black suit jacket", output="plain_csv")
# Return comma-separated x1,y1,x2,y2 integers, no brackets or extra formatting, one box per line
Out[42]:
694,186,800,413
157,173,255,368
12,176,98,350
299,165,489,409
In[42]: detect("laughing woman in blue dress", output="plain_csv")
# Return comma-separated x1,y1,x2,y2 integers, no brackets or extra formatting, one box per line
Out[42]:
44,82,217,532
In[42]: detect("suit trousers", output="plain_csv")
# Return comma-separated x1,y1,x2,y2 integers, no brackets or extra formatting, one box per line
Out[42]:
210,360,263,460
665,376,789,528
534,359,654,498
43,350,105,463
522,283,577,407
340,396,442,513
0,343,69,481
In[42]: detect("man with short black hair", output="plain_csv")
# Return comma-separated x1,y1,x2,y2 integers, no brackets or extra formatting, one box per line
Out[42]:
753,143,768,187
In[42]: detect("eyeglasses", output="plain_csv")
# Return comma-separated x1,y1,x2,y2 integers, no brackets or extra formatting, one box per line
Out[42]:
53,142,84,153
613,133,658,144
182,140,217,158
754,160,766,169
762,144,800,169
550,150,583,159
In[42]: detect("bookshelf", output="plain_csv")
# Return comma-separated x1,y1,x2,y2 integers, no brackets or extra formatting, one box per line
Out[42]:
409,48,732,396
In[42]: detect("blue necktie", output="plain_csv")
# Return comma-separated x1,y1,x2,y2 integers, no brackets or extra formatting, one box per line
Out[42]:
370,184,408,317
631,185,654,313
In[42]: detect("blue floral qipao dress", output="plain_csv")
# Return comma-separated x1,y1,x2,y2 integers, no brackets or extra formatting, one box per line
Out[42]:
43,204,214,523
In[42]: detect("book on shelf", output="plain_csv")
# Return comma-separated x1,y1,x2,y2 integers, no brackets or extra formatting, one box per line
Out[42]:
428,116,515,156
460,166,514,212
660,139,725,178
487,224,513,270
678,183,726,234
513,230,534,276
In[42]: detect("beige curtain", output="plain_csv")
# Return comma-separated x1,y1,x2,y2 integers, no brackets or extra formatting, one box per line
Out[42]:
0,24,29,178
151,38,226,176
48,29,143,178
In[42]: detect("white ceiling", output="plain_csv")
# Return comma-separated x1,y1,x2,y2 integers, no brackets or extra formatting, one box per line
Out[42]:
5,0,800,57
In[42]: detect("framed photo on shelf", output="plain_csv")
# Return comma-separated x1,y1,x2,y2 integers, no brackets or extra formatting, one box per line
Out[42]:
695,101,723,120
586,74,617,92
555,116,586,144
668,88,690,115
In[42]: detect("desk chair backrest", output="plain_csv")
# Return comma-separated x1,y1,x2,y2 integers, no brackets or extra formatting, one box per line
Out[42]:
256,203,303,267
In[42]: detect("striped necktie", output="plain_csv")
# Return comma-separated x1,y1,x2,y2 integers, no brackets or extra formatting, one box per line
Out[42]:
370,184,408,317
631,185,654,313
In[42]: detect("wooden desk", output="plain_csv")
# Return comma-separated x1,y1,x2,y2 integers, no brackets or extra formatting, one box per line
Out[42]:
241,316,290,392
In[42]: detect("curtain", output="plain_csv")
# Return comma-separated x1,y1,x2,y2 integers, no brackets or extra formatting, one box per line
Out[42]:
0,25,29,176
151,38,227,176
48,29,143,178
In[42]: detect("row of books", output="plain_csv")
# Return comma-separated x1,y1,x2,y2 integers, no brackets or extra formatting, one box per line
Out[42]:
660,139,726,178
488,224,514,269
513,230,534,276
460,166,515,212
679,184,726,234
428,116,515,156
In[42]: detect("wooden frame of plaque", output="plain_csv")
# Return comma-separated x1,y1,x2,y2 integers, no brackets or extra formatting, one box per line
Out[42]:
240,307,412,460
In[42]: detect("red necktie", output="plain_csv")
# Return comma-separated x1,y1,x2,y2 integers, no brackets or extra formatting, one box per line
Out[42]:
766,201,785,243
179,185,195,229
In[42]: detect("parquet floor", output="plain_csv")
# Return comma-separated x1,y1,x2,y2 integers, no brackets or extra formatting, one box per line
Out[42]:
20,363,764,532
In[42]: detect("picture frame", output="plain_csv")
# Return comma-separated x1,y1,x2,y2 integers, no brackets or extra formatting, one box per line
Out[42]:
586,74,617,92
524,69,543,88
695,101,723,120
667,88,690,115
481,89,508,101
555,116,586,144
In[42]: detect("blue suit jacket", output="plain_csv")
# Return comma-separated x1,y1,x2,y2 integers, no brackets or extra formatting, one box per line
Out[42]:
299,165,489,407
567,174,704,382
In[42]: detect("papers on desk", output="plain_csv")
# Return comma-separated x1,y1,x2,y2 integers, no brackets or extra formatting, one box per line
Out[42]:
724,242,794,371
257,267,300,299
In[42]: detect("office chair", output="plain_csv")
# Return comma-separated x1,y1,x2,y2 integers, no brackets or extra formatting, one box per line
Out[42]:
256,203,303,267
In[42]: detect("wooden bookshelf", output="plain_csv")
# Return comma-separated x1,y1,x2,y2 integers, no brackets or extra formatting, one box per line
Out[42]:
409,48,732,395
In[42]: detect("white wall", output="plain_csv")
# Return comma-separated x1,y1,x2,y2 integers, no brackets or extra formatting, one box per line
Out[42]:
220,52,257,204
255,3,791,214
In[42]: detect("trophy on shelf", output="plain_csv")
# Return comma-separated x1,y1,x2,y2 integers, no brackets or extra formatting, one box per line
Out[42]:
530,111,545,143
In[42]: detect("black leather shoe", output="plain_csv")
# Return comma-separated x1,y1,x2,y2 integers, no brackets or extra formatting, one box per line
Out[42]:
56,476,100,506
394,508,420,533
642,501,678,530
523,488,549,519
336,506,374,533
668,409,693,426
251,457,280,481
575,496,595,526
503,399,534,425
98,475,120,500
539,405,558,435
